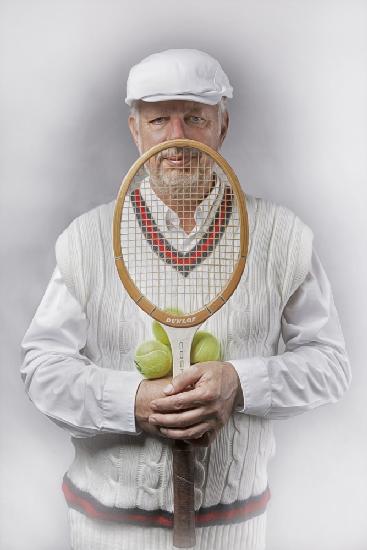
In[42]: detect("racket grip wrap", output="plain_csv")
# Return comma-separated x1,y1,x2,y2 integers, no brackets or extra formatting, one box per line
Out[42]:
172,440,196,548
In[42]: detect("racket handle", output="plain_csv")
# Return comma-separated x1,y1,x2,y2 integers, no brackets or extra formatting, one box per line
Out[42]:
172,440,196,548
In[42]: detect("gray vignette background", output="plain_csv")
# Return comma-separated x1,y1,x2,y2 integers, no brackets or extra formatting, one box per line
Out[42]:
1,1,366,549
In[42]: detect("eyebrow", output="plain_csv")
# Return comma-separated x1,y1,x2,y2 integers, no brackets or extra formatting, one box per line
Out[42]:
143,107,207,118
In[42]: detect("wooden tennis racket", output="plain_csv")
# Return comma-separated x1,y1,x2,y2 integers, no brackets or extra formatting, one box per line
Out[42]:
113,138,248,548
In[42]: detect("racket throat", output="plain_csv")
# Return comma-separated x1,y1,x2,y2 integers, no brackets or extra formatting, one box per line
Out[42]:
164,325,201,377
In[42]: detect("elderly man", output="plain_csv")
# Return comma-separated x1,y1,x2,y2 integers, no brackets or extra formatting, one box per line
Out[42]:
21,49,351,550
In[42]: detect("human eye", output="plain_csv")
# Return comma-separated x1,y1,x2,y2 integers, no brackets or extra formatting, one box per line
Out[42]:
149,116,168,125
187,115,206,126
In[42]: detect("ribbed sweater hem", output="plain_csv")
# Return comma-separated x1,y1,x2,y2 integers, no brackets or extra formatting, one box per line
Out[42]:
68,507,267,550
63,474,270,528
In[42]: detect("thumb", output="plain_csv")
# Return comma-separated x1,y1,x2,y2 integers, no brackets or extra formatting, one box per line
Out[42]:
163,365,201,395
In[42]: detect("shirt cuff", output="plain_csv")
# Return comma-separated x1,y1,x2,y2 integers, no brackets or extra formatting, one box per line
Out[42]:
229,357,272,416
102,370,144,434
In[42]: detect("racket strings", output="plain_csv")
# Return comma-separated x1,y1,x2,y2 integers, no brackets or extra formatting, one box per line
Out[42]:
121,147,241,314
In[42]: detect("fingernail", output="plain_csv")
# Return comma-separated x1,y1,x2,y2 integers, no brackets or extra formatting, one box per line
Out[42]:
160,428,167,434
163,384,173,394
149,416,157,424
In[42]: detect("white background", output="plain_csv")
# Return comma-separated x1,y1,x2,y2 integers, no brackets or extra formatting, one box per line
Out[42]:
1,1,366,549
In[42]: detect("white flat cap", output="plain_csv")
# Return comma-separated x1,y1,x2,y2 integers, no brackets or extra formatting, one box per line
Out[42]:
125,49,233,106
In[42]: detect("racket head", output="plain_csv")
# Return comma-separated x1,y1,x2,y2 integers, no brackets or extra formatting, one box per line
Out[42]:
113,138,248,328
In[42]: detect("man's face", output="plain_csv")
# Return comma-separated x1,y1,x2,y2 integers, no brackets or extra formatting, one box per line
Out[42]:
128,100,229,203
128,99,228,154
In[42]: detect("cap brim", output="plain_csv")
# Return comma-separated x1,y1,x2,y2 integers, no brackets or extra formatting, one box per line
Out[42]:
125,93,222,107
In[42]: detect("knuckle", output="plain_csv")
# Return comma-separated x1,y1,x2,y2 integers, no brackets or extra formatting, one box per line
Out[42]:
190,364,199,375
201,388,214,401
174,395,185,409
205,387,220,402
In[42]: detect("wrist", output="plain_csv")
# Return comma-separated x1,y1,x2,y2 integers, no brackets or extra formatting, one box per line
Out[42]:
224,361,244,410
235,384,244,409
135,379,149,426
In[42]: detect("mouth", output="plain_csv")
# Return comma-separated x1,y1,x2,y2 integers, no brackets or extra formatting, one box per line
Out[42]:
162,155,186,167
160,149,200,168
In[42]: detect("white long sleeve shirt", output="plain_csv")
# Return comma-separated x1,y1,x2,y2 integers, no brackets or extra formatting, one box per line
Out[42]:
20,248,351,438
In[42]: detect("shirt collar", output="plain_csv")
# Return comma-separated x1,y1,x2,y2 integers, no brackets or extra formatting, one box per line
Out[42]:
139,174,225,239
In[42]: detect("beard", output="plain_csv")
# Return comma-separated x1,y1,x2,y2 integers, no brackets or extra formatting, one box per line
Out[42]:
150,168,207,201
148,149,214,202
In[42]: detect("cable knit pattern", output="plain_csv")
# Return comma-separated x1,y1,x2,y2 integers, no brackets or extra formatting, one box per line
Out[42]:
55,194,313,549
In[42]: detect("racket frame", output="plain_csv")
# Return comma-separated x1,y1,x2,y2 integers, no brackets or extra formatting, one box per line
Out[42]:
113,139,248,330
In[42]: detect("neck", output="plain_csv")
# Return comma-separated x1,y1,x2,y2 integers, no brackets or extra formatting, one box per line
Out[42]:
150,175,216,234
165,197,199,234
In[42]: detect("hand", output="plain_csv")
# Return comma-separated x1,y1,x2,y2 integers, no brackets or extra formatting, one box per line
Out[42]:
148,362,244,447
135,376,173,437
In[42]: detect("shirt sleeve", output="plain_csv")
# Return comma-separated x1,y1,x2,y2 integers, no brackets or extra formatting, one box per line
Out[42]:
230,249,352,419
20,266,144,438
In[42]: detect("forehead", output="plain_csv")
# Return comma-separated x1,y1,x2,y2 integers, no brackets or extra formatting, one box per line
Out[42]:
138,100,219,117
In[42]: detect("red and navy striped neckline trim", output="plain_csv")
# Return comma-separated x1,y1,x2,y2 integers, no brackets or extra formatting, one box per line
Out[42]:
62,474,270,528
130,186,233,277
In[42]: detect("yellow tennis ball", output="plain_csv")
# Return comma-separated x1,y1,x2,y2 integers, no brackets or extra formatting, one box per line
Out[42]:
134,340,172,379
152,307,183,347
190,331,221,364
152,321,170,347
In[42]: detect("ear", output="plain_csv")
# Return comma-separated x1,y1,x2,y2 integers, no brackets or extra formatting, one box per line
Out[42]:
219,110,229,146
128,115,140,149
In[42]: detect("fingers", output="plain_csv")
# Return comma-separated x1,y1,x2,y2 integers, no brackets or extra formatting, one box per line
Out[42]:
162,365,201,396
149,407,211,429
136,418,166,438
151,384,214,412
159,421,215,441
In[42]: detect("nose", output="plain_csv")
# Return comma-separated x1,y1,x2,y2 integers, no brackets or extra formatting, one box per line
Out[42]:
167,116,186,139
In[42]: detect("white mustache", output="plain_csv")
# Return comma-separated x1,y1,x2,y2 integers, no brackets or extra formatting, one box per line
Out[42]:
157,147,200,162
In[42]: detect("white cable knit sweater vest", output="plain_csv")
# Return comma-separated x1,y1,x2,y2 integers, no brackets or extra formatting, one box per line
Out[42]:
55,195,313,550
